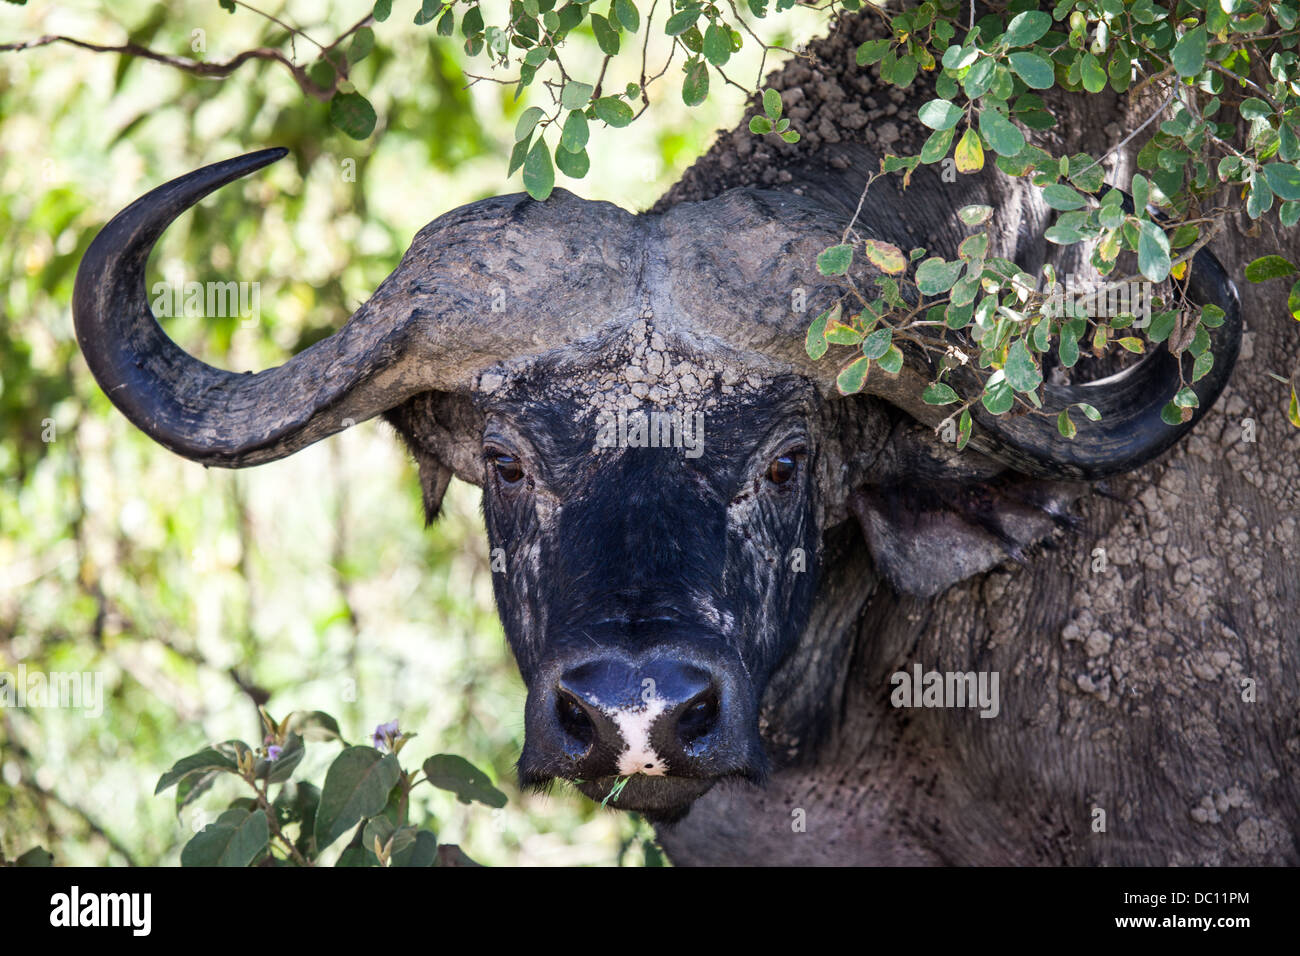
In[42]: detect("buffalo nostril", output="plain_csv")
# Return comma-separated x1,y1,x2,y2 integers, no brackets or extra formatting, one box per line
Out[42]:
676,688,720,747
556,691,595,749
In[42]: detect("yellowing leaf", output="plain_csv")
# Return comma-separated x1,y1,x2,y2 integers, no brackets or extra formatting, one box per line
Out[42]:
955,127,984,173
862,239,907,274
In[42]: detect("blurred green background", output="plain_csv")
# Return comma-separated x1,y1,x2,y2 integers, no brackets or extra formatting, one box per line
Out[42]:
0,0,823,864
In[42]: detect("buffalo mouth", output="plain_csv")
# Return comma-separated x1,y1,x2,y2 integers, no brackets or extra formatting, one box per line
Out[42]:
572,774,722,823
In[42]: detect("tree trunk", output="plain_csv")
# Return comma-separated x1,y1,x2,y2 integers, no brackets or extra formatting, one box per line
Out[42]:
654,11,1299,865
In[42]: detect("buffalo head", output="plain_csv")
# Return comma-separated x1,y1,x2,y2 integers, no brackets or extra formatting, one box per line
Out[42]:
72,149,1240,821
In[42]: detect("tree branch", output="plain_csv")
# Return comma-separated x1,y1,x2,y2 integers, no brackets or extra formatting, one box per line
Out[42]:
0,12,375,102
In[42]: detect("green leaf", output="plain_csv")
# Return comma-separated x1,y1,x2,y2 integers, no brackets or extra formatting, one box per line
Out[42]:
373,0,392,22
703,24,731,65
1171,25,1207,77
1160,400,1189,425
555,145,589,178
348,27,375,64
958,233,988,260
825,320,862,345
423,754,509,808
362,816,415,864
289,710,344,743
836,356,870,394
329,92,377,139
1008,51,1055,89
314,747,402,851
307,58,336,91
979,108,1025,157
508,133,532,176
1244,255,1297,282
461,5,484,36
749,116,773,134
560,110,589,152
1148,310,1177,342
1080,53,1107,93
1057,409,1076,438
522,139,555,199
682,57,709,107
1248,178,1274,219
156,746,240,794
1004,10,1051,47
1004,338,1042,392
1059,327,1080,367
615,0,640,32
914,257,964,294
817,244,854,276
963,57,996,99
665,8,700,35
591,14,620,54
857,39,892,65
878,345,903,374
1241,97,1271,120
919,99,963,131
1262,163,1300,201
1173,386,1200,408
923,382,959,405
950,275,979,308
941,43,979,69
1289,279,1300,320
762,88,783,120
1137,220,1171,282
593,96,634,127
920,126,955,163
861,328,892,359
1042,184,1087,210
982,372,1015,415
946,300,974,329
182,810,269,867
257,733,305,784
1131,173,1150,212
515,106,546,142
561,81,594,110
957,408,972,449
15,847,53,866
889,54,918,87
806,306,832,360
1281,125,1300,163
392,829,440,867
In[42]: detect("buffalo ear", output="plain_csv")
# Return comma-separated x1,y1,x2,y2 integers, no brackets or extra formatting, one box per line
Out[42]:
384,396,476,526
413,452,454,525
851,479,1082,598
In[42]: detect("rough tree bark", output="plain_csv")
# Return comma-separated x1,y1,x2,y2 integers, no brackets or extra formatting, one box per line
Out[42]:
653,10,1299,865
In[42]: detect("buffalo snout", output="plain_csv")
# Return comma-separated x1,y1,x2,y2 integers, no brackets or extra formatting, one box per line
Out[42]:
519,641,764,819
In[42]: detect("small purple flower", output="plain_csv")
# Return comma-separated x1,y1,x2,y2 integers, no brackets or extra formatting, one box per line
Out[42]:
266,745,283,761
372,719,400,752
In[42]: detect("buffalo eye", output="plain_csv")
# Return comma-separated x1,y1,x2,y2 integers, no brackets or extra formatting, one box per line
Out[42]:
766,450,801,485
488,451,525,485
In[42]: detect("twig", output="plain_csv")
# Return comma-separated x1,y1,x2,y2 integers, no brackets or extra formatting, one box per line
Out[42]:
1073,87,1176,180
0,12,374,102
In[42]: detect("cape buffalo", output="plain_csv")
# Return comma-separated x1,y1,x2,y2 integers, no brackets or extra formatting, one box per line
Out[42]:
74,11,1296,865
